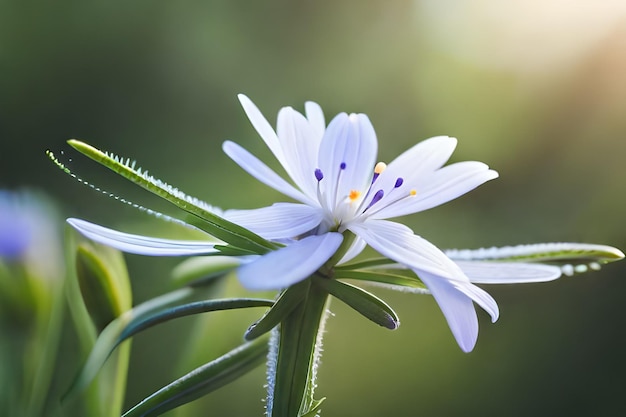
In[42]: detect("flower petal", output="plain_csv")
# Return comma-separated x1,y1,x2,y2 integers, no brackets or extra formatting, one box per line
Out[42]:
372,136,457,200
449,279,499,323
371,161,498,219
276,107,322,198
455,261,562,284
417,271,479,353
318,113,378,209
237,232,343,290
305,101,325,139
348,219,465,280
67,218,218,256
350,219,499,347
238,94,284,164
223,203,324,240
337,236,367,265
222,140,314,205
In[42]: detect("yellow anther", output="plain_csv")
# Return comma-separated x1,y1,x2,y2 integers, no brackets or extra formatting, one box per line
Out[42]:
409,189,417,196
374,162,387,174
349,190,361,201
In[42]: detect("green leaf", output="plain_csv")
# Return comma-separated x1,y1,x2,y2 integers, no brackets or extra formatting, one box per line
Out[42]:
314,277,399,330
65,288,271,400
122,336,269,417
333,268,427,292
64,227,133,417
334,257,394,270
444,243,625,264
119,298,274,342
75,244,132,332
54,140,276,254
245,279,309,341
63,287,190,401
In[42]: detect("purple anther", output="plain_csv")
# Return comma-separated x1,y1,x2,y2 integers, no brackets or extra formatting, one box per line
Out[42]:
340,162,346,170
372,173,380,184
394,177,404,188
314,168,324,181
365,189,384,210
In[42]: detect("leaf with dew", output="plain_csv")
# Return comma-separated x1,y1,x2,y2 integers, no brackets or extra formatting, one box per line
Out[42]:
47,141,277,255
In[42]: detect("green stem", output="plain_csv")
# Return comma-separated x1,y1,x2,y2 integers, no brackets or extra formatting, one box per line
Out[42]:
269,278,329,417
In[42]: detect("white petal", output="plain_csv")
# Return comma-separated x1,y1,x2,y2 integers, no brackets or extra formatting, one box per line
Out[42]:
371,161,498,219
456,261,562,284
222,141,314,205
237,232,343,290
238,94,284,163
418,271,479,353
305,101,325,139
349,220,465,280
223,203,324,240
372,136,457,199
67,218,218,256
389,136,457,175
318,113,378,209
449,279,499,322
337,236,367,265
276,107,321,198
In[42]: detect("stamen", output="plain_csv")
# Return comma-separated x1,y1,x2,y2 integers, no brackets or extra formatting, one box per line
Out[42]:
314,168,324,182
394,177,404,188
364,189,384,211
374,162,386,174
340,162,346,170
349,190,361,202
410,189,417,196
372,162,387,183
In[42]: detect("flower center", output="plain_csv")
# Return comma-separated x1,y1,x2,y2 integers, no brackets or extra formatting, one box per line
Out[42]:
314,161,417,223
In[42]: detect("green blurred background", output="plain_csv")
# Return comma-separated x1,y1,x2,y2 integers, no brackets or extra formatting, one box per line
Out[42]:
2,0,625,416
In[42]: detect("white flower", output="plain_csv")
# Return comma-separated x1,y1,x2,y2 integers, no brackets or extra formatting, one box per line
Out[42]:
223,95,506,352
68,95,577,352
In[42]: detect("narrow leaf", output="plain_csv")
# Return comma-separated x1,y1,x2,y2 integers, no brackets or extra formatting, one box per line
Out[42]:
62,140,276,254
314,277,399,330
335,257,394,270
333,269,427,291
63,287,193,400
245,279,309,341
122,336,269,417
445,242,624,264
120,298,274,342
65,291,271,399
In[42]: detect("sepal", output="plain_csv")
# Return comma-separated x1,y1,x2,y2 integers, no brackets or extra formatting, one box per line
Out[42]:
314,277,399,330
245,280,309,341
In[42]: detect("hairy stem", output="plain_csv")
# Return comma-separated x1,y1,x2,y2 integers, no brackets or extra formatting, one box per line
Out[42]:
267,278,329,417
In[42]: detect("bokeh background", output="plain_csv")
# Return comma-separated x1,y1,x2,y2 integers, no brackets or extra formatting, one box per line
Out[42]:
2,0,626,416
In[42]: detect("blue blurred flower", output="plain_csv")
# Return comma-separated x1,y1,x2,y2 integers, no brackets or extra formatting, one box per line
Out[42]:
0,190,62,278
0,190,35,259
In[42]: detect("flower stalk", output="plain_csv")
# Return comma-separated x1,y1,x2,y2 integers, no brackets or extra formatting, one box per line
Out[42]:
269,277,329,417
